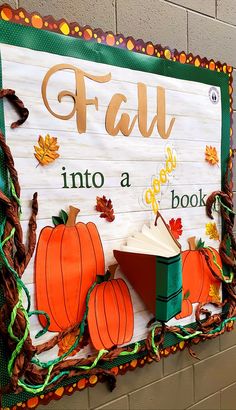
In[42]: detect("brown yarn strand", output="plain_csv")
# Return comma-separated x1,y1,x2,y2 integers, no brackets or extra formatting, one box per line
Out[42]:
205,151,236,315
206,151,236,270
0,90,37,393
0,88,29,131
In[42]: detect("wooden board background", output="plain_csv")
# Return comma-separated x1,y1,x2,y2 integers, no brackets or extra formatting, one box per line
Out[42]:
0,43,222,362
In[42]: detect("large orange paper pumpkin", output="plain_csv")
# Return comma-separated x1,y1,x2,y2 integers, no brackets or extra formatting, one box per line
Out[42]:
35,206,105,332
87,278,134,350
176,237,222,319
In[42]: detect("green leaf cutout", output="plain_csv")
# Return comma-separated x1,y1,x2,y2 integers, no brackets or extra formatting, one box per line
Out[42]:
52,216,64,226
196,238,205,249
60,209,68,224
183,290,190,300
96,270,111,284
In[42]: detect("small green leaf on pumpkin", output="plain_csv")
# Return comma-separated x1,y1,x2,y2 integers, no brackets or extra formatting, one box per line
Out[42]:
59,209,68,224
196,238,205,249
52,216,64,226
96,270,111,284
183,290,190,300
104,269,112,281
52,209,68,226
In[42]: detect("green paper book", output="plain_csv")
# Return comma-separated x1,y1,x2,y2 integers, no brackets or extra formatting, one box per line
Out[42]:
114,214,182,322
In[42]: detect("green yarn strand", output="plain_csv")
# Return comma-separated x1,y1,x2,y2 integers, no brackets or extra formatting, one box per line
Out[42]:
18,368,70,394
204,246,233,283
76,349,108,370
8,306,30,376
119,342,140,356
216,195,236,216
10,179,21,210
31,282,97,369
28,310,51,338
0,221,31,312
1,226,15,247
151,325,159,355
18,364,55,394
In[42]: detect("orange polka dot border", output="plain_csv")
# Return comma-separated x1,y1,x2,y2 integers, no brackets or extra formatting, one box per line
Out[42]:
0,4,233,75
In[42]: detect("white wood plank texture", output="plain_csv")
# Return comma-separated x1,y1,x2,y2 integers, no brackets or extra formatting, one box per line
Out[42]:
0,43,223,361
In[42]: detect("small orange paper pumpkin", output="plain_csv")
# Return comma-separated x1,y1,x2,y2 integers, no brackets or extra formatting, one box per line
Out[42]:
87,278,134,350
35,206,105,332
176,237,222,319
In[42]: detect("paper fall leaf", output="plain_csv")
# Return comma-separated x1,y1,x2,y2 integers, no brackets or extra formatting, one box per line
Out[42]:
167,218,183,239
209,284,221,303
205,222,220,241
58,329,81,357
95,195,115,222
205,145,219,165
34,134,60,165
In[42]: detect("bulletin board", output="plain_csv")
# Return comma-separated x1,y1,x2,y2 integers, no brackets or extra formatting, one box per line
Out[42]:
0,4,235,409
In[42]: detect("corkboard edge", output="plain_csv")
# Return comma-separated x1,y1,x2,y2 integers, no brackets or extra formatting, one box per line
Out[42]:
0,3,234,410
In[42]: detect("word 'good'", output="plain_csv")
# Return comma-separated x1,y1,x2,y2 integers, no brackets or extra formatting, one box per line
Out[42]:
144,147,177,213
42,64,175,139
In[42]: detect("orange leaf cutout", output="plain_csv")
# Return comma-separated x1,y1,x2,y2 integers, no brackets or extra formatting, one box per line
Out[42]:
34,134,60,165
58,329,80,357
95,196,115,222
209,284,221,303
167,218,183,239
205,146,219,165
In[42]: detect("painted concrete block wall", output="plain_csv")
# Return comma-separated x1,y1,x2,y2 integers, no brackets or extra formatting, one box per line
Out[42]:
1,0,236,409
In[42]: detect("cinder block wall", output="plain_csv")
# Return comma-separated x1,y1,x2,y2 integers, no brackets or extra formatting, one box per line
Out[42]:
2,1,236,409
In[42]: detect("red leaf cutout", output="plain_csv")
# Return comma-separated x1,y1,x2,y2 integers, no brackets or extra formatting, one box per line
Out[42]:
95,196,115,222
168,218,183,239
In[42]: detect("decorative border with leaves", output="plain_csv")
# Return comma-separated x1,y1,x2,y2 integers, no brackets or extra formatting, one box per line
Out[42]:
0,4,234,410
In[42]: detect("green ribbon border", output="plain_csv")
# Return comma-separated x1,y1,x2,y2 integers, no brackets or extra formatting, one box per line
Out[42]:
0,19,230,407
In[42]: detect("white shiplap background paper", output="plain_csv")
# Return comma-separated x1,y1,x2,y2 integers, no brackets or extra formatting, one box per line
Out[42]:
1,43,222,361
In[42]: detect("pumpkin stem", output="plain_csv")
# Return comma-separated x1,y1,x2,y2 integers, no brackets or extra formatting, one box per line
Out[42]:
188,236,196,251
66,206,80,227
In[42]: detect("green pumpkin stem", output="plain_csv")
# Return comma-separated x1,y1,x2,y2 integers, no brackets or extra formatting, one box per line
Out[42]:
188,236,196,251
66,206,80,227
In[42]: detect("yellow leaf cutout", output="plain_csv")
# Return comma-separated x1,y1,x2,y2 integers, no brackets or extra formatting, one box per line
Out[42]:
205,222,220,241
209,284,221,303
205,145,219,165
34,134,60,165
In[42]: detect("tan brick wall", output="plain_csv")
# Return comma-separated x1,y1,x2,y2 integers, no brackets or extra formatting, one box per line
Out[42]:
2,0,236,408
